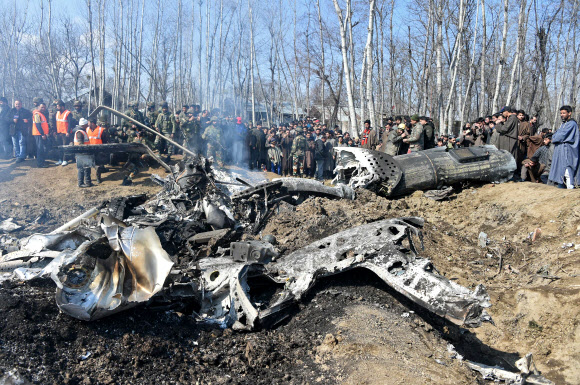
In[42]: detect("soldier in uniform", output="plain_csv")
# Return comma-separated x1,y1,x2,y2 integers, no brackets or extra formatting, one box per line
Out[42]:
175,105,189,156
154,102,176,161
402,114,424,153
181,107,201,157
122,101,146,137
202,116,223,166
290,126,307,176
71,100,85,122
145,101,159,129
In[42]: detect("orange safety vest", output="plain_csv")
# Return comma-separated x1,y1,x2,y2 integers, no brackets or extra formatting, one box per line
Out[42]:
32,110,50,136
73,130,89,145
86,126,104,145
56,110,71,134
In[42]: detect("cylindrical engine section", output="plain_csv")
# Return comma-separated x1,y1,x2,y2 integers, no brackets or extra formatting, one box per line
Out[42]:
387,145,516,197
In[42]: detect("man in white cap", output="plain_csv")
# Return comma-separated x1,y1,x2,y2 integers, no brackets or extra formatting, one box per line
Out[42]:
73,118,93,187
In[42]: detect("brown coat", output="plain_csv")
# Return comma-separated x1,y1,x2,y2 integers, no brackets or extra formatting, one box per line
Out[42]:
361,128,379,150
305,139,316,169
496,114,519,159
526,134,544,159
518,121,531,160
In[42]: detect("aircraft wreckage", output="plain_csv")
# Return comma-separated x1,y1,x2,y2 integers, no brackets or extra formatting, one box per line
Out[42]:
0,123,554,382
334,145,517,197
0,147,497,329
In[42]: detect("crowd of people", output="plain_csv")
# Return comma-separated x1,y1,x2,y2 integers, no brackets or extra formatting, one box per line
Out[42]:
0,96,577,189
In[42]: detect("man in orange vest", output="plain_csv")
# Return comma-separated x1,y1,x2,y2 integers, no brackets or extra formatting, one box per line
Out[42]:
73,118,93,187
85,117,109,183
32,102,50,168
54,100,74,166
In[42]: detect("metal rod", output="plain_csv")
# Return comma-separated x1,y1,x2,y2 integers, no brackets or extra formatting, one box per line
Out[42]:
88,105,196,158
50,207,100,234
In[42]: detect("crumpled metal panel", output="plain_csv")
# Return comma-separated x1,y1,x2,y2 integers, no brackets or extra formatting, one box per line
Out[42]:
273,218,492,328
53,224,174,321
189,217,491,329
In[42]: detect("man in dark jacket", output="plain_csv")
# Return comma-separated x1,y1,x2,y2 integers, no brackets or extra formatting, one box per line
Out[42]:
495,107,519,178
0,97,12,159
314,134,328,181
9,100,32,163
420,117,436,149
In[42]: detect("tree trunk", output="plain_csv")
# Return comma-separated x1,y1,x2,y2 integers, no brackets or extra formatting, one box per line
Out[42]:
332,0,357,135
492,0,509,113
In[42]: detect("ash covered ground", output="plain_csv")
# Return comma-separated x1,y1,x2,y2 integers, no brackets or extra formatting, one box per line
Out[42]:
0,157,578,385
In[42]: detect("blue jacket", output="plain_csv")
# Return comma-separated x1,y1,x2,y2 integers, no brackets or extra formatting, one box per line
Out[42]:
548,119,580,185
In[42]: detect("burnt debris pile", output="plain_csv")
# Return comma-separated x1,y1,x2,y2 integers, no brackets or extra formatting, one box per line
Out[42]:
0,154,494,331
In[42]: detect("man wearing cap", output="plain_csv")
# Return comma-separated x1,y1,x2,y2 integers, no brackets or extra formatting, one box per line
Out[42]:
360,120,379,150
384,124,404,157
420,116,436,149
31,103,50,168
180,107,201,157
154,102,176,161
54,100,74,166
177,104,189,133
202,116,224,166
146,102,159,130
0,97,12,159
73,119,92,187
122,101,146,134
71,100,85,122
290,126,307,176
403,115,424,153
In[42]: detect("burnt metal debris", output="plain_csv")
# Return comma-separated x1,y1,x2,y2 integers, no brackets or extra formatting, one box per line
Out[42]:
334,145,517,197
0,149,557,383
0,154,493,330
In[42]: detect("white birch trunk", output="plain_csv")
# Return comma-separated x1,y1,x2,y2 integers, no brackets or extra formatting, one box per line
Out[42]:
332,0,357,134
492,0,509,113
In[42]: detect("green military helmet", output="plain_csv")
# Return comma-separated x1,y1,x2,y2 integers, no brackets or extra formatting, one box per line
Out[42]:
295,127,303,133
97,116,109,125
73,100,82,107
211,116,219,122
161,102,169,109
33,97,44,105
147,101,155,108
187,107,195,114
129,100,139,108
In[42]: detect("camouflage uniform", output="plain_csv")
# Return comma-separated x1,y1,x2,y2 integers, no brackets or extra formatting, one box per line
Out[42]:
181,108,201,156
154,105,176,155
122,101,146,137
407,122,424,153
291,128,307,176
146,102,159,129
202,117,223,164
71,101,86,124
